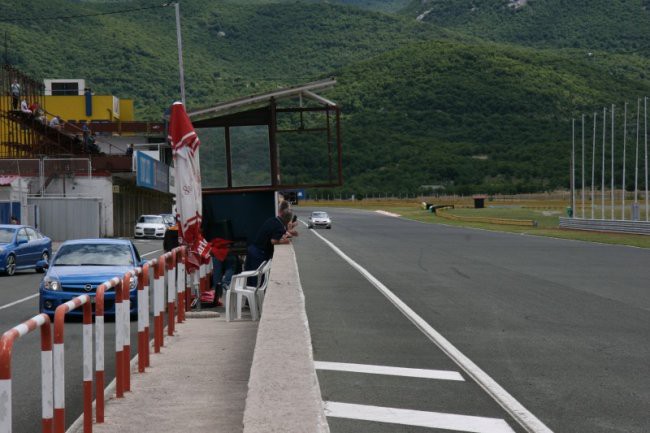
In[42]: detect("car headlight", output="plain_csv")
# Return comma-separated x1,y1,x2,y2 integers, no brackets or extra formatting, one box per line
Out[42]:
44,277,61,291
130,276,138,290
0,247,4,253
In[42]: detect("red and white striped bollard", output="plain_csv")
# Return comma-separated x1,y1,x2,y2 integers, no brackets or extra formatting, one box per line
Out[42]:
53,295,92,433
0,313,53,433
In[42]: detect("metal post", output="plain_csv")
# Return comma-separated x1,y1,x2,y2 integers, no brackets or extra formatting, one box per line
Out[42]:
611,105,615,220
591,112,596,219
571,119,575,218
581,115,585,218
643,96,648,221
635,98,640,205
622,102,627,220
174,2,186,105
602,107,606,219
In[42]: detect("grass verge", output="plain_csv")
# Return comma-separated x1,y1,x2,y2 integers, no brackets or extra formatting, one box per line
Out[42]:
300,199,650,248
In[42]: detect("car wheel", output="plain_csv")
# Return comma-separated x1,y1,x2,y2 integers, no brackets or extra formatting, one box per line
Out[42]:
308,225,313,229
5,255,16,276
36,251,49,273
326,226,331,229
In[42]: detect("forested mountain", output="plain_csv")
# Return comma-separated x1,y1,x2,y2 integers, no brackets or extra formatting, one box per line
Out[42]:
1,0,649,194
327,42,650,194
0,0,459,117
402,0,650,56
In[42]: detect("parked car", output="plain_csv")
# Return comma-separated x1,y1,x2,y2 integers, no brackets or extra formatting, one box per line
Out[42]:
160,213,176,227
307,211,332,229
0,224,52,276
134,215,167,239
38,239,143,316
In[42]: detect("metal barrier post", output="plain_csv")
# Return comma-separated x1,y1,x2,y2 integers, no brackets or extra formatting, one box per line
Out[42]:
153,258,165,352
176,248,186,322
185,262,192,313
94,277,121,423
122,272,136,392
0,314,53,433
138,263,150,373
166,251,176,336
206,257,213,293
53,295,93,433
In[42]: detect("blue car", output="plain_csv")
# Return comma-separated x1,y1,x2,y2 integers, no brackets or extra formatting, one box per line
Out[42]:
39,239,143,316
0,224,52,276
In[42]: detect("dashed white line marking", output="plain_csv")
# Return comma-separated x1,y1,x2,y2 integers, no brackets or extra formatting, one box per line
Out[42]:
324,402,516,433
0,293,39,311
314,361,464,381
141,249,162,257
306,223,553,433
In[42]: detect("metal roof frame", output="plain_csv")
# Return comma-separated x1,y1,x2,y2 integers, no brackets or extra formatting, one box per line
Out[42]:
188,78,337,119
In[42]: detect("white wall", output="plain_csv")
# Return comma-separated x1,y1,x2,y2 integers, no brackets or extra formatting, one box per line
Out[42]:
35,176,114,237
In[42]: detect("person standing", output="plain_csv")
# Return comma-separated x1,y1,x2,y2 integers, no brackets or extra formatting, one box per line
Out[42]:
10,80,20,110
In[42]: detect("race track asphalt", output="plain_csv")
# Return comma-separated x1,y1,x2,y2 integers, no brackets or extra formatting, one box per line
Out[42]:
293,206,650,433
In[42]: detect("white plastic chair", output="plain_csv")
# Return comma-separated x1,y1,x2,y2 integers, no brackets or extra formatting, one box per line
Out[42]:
255,260,272,313
225,261,266,322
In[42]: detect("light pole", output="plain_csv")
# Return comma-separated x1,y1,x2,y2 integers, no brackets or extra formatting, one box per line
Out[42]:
174,2,186,105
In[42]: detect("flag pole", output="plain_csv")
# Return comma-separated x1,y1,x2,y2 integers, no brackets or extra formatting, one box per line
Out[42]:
602,106,606,219
582,114,585,218
635,98,640,208
591,112,596,219
643,96,648,221
571,118,575,218
611,105,615,220
622,102,627,220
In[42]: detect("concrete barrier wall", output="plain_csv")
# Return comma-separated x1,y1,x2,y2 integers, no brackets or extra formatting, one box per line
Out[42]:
243,245,330,433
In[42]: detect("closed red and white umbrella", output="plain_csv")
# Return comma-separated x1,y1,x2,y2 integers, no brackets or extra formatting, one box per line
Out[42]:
168,102,210,269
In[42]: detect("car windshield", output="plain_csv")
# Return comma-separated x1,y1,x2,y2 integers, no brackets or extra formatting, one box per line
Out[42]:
0,228,15,243
312,212,328,218
140,216,163,224
53,243,134,266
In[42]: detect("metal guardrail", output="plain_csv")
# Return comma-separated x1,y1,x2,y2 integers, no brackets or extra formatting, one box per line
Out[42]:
559,217,650,235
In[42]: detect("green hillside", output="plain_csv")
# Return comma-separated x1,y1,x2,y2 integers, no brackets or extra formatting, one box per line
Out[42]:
0,0,458,116
2,0,649,195
321,41,650,195
402,0,650,56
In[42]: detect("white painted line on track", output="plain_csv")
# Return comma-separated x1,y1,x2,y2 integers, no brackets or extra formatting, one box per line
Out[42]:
0,293,39,311
314,361,464,381
141,249,162,257
324,402,516,433
375,210,401,217
306,226,553,433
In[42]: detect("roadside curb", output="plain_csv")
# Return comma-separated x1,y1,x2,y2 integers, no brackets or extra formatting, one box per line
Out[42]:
185,310,220,318
242,245,329,433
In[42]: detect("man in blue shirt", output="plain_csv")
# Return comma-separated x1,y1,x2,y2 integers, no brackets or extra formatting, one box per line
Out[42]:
245,208,293,275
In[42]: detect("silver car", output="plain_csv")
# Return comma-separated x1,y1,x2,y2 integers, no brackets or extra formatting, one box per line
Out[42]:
307,211,331,229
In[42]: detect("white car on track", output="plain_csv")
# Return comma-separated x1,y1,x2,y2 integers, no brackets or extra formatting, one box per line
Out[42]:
307,211,332,229
134,215,167,239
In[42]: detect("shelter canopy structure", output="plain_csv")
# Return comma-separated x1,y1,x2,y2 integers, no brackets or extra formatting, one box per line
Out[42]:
188,79,342,194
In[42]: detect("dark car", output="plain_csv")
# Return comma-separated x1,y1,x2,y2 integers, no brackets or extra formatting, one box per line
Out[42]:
38,239,142,316
160,213,176,227
0,224,52,276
